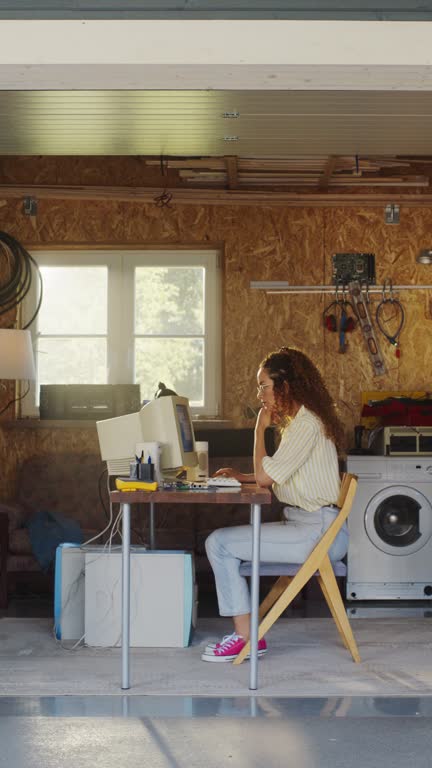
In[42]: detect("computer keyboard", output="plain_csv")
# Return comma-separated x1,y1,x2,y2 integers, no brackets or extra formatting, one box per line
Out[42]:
206,477,242,488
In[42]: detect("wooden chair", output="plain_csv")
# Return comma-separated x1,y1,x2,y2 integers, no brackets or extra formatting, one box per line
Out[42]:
233,473,360,665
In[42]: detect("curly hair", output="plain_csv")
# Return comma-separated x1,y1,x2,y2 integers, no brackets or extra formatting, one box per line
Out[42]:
259,346,345,449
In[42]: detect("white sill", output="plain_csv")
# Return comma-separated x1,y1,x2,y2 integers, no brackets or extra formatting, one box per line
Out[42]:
2,418,233,430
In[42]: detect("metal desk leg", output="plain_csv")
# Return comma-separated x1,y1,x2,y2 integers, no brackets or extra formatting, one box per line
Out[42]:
249,502,261,691
121,501,131,690
149,501,156,550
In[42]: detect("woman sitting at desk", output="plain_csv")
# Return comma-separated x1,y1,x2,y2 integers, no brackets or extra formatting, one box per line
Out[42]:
202,346,347,662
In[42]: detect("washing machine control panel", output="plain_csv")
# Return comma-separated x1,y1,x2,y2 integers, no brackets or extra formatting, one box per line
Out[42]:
348,455,432,482
387,460,432,482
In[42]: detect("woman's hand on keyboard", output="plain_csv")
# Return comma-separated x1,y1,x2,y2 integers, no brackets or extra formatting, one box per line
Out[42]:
213,468,256,483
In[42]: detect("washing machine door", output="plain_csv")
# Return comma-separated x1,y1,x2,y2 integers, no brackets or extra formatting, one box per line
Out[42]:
364,485,432,556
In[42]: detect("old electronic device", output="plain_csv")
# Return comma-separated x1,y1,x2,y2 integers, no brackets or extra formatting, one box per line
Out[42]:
54,543,86,641
371,426,432,456
115,478,158,492
40,384,140,420
332,253,375,285
85,550,196,647
207,477,242,488
96,395,197,476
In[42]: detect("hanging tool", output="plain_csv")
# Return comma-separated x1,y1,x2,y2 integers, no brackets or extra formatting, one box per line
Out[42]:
375,279,405,358
339,303,349,354
323,284,356,354
348,280,387,376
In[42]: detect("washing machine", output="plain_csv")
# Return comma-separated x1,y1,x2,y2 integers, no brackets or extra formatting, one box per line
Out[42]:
346,456,432,600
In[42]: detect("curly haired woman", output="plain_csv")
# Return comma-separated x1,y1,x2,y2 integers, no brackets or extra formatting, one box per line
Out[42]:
202,346,347,662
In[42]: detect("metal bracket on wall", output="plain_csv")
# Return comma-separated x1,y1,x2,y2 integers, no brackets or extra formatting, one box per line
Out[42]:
348,280,387,377
23,196,37,216
385,203,400,224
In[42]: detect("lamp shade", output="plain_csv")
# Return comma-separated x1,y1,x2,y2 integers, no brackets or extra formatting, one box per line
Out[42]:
0,329,36,380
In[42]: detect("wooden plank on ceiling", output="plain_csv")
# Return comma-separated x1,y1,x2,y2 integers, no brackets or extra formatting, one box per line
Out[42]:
224,155,239,189
317,156,338,189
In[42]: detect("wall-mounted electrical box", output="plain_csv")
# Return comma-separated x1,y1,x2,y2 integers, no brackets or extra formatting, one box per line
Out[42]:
332,253,376,285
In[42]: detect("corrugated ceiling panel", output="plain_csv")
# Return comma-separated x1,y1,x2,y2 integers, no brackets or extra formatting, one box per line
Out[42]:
0,90,432,155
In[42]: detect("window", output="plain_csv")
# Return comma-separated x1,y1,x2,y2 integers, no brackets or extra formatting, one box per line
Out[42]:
22,249,221,418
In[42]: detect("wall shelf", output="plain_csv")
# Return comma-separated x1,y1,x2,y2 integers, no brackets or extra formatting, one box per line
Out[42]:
250,281,432,295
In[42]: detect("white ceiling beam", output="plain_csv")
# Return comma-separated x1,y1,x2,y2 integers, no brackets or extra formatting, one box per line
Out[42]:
0,20,431,90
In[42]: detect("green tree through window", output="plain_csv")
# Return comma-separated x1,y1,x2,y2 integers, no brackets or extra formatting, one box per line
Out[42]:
135,267,204,405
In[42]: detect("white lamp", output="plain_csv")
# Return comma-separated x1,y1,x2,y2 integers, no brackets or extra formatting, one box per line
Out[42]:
0,329,36,381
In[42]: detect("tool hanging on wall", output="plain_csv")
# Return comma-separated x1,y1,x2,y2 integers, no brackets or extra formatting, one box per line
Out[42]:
323,285,356,354
375,279,405,358
348,280,387,376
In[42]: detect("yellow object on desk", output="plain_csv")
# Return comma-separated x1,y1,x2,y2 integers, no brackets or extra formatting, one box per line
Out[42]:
115,478,158,492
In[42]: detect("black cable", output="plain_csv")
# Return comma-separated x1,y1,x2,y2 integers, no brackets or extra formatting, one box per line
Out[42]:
0,230,43,328
375,296,405,350
0,382,30,416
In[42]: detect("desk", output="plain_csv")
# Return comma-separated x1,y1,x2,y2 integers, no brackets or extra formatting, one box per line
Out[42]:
110,485,271,691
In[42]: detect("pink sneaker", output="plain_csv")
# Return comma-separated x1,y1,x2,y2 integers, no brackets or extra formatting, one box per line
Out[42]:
204,634,231,653
201,632,267,663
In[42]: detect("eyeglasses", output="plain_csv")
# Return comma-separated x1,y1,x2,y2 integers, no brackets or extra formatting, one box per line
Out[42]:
257,383,273,395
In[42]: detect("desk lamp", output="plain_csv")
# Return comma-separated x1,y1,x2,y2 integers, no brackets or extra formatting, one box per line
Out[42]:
0,329,36,416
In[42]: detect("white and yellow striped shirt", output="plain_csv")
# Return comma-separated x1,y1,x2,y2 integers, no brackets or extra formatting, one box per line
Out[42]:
262,405,340,513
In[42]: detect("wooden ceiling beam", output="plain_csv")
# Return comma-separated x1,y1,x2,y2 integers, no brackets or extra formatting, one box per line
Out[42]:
317,156,338,189
3,183,432,207
224,155,239,189
146,157,226,170
367,166,429,178
395,156,432,163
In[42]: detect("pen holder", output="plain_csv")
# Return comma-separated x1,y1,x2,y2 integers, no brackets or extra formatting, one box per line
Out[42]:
138,463,154,482
135,441,163,484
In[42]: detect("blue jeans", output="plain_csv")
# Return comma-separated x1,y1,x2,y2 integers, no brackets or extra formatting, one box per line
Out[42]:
205,506,349,617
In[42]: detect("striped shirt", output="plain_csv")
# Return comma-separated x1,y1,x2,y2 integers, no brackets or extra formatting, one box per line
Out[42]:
261,405,340,513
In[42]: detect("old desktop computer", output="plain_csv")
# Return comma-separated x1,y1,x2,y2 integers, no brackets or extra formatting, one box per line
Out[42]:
84,549,197,647
88,397,198,647
54,544,197,647
96,394,197,477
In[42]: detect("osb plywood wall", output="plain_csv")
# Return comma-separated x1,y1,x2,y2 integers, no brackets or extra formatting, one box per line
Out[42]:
1,185,432,498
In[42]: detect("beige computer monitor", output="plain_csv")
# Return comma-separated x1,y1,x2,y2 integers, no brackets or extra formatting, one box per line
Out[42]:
96,395,197,476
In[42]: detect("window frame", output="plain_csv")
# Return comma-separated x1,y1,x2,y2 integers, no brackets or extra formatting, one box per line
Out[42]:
21,248,222,419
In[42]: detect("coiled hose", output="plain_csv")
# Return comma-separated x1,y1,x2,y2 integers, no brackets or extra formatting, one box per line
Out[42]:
0,230,43,328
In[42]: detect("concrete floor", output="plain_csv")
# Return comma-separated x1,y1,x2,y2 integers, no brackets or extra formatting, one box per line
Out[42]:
1,695,432,768
2,596,432,766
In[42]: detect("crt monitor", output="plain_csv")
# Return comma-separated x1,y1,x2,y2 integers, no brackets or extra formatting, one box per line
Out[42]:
96,394,197,476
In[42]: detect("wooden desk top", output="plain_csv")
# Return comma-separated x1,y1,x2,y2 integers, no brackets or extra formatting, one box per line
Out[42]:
110,484,271,505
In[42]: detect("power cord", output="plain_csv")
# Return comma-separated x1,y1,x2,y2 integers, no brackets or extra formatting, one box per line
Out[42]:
97,469,147,545
0,381,30,416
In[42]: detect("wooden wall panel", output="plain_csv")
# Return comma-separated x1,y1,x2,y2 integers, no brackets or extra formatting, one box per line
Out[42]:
0,164,431,497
